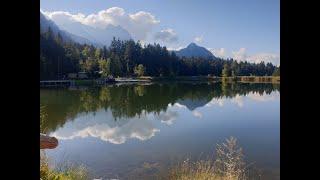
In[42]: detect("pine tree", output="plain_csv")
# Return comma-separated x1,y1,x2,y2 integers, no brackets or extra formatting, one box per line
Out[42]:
272,66,280,76
222,63,230,77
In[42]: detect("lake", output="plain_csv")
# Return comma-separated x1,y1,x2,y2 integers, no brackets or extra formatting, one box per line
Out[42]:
40,82,280,179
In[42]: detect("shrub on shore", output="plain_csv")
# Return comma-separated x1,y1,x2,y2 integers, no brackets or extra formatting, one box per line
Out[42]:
168,137,247,180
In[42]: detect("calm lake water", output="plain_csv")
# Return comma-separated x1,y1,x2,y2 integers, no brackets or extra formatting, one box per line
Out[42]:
41,82,280,180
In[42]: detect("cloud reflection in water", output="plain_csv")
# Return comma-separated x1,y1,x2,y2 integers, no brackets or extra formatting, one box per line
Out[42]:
50,91,279,144
51,109,160,144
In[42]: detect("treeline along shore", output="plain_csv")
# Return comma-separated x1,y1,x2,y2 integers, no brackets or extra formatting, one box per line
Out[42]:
40,27,280,81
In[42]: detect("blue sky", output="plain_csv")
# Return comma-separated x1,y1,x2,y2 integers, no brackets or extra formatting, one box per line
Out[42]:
40,0,280,64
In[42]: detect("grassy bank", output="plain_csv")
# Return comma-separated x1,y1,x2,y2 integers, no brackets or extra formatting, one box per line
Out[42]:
139,76,210,82
218,76,280,83
137,75,280,83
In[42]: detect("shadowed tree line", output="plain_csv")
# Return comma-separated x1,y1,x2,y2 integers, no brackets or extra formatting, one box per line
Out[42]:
40,28,280,80
40,82,279,133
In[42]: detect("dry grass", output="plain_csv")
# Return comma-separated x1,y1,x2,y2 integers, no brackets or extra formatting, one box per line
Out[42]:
213,137,246,180
40,151,89,180
40,104,89,180
168,137,247,180
39,137,255,180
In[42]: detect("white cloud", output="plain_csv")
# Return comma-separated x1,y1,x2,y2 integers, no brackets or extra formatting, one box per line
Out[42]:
156,110,178,125
207,47,280,65
205,98,225,107
172,102,188,109
194,35,203,43
232,48,248,61
209,48,227,58
231,48,280,65
50,109,159,144
43,11,79,24
154,28,178,43
40,9,45,14
43,7,160,41
231,95,244,108
247,91,279,102
204,91,279,110
192,110,203,119
248,53,280,66
167,46,185,51
205,96,244,108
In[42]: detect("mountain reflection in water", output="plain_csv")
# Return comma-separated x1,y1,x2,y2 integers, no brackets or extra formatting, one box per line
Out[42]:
41,82,279,144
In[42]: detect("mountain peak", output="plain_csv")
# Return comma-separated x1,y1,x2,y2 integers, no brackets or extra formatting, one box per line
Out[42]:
187,42,198,47
175,42,216,59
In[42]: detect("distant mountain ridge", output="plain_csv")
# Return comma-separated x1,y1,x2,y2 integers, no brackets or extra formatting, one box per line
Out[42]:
40,12,93,45
45,14,132,47
175,43,216,59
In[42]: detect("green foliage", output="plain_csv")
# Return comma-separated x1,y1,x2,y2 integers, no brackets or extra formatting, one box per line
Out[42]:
79,59,99,76
98,59,111,77
94,48,102,59
222,63,230,77
110,54,122,76
272,66,280,76
134,64,145,77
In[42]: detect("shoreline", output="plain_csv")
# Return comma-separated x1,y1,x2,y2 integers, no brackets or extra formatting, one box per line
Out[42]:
140,76,280,83
40,76,280,87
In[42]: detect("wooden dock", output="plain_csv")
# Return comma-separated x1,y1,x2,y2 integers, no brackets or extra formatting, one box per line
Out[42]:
115,78,151,82
40,80,75,87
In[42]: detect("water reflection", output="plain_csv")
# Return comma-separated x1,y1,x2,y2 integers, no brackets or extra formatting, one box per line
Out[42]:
156,109,179,125
41,82,280,179
40,82,280,134
41,82,280,145
50,109,160,144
